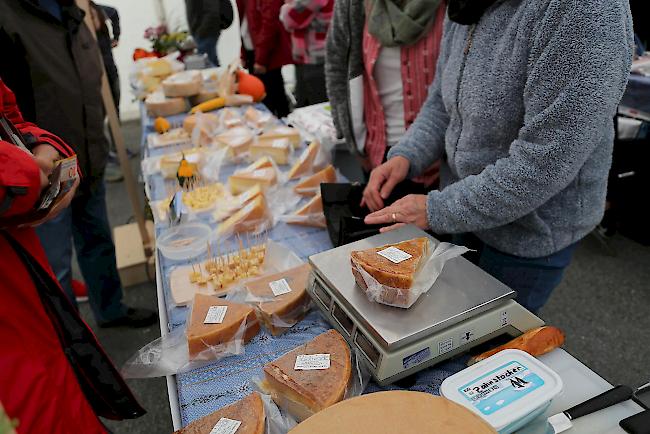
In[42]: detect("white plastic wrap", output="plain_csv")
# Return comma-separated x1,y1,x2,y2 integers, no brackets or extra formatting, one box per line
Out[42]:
279,213,326,228
130,54,185,99
351,241,470,309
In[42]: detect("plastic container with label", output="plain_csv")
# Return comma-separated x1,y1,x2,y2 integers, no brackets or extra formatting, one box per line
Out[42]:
440,349,563,434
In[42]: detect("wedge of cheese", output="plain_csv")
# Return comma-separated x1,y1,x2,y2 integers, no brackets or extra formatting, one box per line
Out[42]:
217,195,269,236
350,238,430,307
258,126,301,149
145,93,187,117
229,168,277,195
187,295,260,360
287,195,325,228
174,392,266,434
263,330,351,421
294,165,336,196
288,391,496,434
243,156,274,172
250,138,291,165
213,184,264,222
244,106,274,129
288,141,320,180
215,126,254,157
244,264,312,335
182,112,220,134
159,148,202,178
162,70,202,97
147,128,191,148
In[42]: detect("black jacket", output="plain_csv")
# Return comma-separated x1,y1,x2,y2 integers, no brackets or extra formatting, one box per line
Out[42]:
0,0,109,183
185,0,226,39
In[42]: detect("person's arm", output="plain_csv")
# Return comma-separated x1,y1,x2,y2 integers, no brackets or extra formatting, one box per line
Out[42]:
386,18,453,178
424,0,633,234
0,141,43,218
324,0,351,144
101,5,120,41
254,0,284,68
280,0,329,32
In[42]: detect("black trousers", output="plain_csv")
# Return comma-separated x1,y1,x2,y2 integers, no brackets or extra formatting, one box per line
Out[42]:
295,63,328,108
244,50,290,118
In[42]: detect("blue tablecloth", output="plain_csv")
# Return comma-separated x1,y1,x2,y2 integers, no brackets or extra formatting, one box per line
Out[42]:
140,105,466,428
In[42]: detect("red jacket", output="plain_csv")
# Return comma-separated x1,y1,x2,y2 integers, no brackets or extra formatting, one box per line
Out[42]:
237,0,293,71
0,79,107,434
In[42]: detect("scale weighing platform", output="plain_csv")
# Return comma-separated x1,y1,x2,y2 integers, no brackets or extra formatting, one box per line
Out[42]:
307,225,544,385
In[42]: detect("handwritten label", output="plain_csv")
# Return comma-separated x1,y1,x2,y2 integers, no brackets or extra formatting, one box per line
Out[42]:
269,279,292,296
377,247,412,263
204,306,228,324
294,354,330,370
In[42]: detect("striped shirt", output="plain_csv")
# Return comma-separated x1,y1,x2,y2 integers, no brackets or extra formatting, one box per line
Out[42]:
280,0,334,65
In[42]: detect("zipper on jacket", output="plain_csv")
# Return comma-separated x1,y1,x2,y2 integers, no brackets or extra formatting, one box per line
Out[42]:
451,24,476,169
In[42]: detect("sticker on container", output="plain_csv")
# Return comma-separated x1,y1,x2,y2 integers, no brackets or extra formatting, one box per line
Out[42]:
294,354,330,370
403,347,431,369
377,247,412,264
458,361,545,416
204,306,228,324
269,278,292,296
209,417,241,434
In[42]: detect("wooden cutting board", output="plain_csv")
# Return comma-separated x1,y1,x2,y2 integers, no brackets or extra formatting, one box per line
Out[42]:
289,391,496,434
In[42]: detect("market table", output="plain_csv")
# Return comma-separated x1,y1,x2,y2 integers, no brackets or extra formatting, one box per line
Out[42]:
138,105,644,433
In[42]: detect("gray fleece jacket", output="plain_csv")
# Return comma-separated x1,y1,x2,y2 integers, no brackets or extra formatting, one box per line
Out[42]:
387,0,633,258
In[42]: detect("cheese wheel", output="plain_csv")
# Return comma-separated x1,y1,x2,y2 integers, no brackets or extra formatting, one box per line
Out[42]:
289,391,496,434
174,392,265,434
162,70,203,97
145,93,187,117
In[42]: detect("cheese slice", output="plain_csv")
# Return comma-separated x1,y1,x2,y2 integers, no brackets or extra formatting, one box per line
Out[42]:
145,93,187,117
287,195,325,228
288,391,496,434
174,392,266,434
258,126,301,149
350,238,429,306
250,138,291,165
243,156,274,172
217,195,269,236
244,106,274,129
263,330,351,421
288,141,320,180
215,126,254,157
213,184,264,222
229,168,277,195
162,70,203,97
187,294,260,360
244,264,312,335
294,165,336,196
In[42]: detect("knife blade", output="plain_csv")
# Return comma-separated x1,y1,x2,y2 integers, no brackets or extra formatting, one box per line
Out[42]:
548,385,634,433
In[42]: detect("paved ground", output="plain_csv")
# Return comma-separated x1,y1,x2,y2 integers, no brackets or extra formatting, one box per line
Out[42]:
81,120,649,433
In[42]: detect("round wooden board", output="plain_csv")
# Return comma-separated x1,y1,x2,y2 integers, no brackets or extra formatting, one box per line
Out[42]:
289,391,496,434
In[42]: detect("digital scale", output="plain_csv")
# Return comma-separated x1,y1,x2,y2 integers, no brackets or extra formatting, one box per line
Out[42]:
307,225,544,385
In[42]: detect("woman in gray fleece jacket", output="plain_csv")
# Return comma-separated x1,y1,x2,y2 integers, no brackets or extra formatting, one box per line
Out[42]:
364,0,633,312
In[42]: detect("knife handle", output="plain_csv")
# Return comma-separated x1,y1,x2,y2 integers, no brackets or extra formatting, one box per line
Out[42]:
566,385,634,420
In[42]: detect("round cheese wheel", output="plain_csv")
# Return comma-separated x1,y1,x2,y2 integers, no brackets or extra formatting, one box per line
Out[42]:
289,391,496,434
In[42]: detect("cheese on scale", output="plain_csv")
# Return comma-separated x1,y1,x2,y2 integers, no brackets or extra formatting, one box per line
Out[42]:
162,70,203,97
258,126,301,149
229,168,277,195
288,391,496,434
294,165,336,196
288,141,320,180
244,264,312,335
174,392,265,434
217,195,269,236
250,138,291,165
186,294,260,360
263,330,351,422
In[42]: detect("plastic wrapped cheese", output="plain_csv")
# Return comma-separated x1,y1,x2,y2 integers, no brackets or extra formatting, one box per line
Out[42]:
162,70,203,97
145,91,187,117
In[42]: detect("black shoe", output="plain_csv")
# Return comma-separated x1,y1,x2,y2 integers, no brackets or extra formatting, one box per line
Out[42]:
99,307,158,328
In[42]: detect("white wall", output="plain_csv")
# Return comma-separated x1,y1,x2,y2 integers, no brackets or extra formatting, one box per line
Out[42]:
101,0,242,120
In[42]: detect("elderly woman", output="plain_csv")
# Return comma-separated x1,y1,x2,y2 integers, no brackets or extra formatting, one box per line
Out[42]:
364,0,633,313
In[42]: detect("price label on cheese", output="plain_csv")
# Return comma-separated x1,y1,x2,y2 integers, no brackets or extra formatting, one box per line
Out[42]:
294,354,330,370
272,139,288,149
251,169,268,178
377,247,412,263
204,306,228,324
209,417,241,434
269,278,292,296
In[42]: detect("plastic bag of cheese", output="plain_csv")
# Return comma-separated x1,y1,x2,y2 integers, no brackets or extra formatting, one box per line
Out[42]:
121,295,259,378
351,239,470,308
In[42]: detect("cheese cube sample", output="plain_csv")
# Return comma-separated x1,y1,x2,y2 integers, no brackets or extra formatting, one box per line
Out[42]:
244,264,312,335
174,392,265,434
288,141,320,180
250,138,291,165
294,165,336,196
259,126,301,149
217,195,269,236
186,295,259,360
162,70,202,97
229,167,277,194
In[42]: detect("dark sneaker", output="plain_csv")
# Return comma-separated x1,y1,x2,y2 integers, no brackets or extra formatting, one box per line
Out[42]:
99,307,158,328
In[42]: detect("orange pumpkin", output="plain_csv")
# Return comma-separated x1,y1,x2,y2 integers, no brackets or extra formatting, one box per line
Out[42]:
237,70,266,102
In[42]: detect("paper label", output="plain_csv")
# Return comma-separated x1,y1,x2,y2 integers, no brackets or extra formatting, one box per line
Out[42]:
272,139,289,149
58,155,78,193
269,278,292,296
377,247,412,263
294,354,330,370
458,361,545,416
251,169,268,178
209,418,241,434
204,306,228,324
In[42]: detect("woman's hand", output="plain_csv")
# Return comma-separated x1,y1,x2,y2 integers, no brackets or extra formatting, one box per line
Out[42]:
362,156,410,212
32,144,60,178
364,194,429,233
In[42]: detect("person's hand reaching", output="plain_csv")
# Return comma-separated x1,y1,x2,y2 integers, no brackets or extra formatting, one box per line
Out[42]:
364,194,429,233
362,156,410,211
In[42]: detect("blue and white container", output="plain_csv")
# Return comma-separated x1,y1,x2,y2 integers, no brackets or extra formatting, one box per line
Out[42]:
441,349,563,434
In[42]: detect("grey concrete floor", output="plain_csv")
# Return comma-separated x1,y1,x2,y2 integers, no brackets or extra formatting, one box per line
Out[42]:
78,121,649,433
